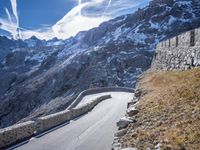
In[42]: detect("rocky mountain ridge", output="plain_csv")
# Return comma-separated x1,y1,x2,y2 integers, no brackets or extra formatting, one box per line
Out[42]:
0,0,200,128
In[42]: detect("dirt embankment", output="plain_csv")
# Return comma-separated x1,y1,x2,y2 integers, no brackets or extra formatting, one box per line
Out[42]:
119,68,200,150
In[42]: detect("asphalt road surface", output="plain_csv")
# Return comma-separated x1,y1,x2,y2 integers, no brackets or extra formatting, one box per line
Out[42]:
12,92,133,150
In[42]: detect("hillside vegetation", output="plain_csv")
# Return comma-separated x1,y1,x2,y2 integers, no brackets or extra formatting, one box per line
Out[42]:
120,68,200,149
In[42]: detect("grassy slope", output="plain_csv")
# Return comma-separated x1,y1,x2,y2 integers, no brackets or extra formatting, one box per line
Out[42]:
120,68,200,149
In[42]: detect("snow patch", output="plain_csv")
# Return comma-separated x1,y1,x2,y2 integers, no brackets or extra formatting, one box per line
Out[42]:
29,53,47,63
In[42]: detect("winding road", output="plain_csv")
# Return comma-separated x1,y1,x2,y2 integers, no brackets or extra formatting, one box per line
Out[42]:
11,92,133,150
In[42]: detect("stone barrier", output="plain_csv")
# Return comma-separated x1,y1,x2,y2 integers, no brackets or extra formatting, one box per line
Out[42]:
37,109,72,132
68,87,134,109
0,121,36,148
196,28,200,46
0,87,133,148
0,95,112,148
71,95,111,119
38,94,111,133
152,27,200,70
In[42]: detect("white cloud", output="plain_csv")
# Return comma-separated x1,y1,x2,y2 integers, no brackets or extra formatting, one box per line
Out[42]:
10,0,21,38
10,0,18,25
0,18,18,38
0,0,21,39
2,7,19,39
103,0,112,17
20,28,54,40
4,8,13,25
0,0,150,40
52,0,110,39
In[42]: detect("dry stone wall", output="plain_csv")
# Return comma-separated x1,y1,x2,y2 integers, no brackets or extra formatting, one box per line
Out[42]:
152,28,200,70
0,121,36,148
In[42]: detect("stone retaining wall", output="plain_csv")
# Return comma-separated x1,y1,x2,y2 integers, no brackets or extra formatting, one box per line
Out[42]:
152,28,200,70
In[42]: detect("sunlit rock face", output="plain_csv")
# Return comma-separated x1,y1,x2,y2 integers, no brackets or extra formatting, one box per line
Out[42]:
0,0,200,128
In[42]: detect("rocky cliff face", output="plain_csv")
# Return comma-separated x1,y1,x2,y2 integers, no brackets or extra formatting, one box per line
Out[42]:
0,0,200,128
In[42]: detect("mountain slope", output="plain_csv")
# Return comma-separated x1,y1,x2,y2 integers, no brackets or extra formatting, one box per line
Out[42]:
0,0,200,128
0,36,27,62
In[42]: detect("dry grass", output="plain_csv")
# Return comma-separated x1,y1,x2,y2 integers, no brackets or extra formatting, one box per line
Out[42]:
120,68,200,150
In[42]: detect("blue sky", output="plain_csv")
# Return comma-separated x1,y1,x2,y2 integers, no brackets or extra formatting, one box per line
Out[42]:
19,0,76,29
0,0,149,40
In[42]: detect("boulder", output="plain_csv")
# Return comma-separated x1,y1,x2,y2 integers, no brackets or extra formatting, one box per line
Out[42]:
116,117,135,129
134,89,142,97
126,107,139,116
115,129,127,137
127,101,137,108
112,142,122,150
